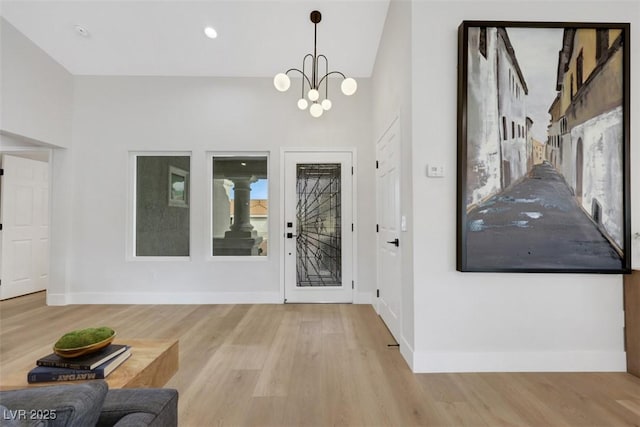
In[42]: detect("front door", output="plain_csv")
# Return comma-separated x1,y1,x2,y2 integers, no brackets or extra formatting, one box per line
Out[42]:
1,154,49,300
283,151,353,303
376,118,402,342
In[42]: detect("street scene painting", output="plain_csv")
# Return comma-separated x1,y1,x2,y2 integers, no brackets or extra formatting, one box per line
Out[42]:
457,21,630,273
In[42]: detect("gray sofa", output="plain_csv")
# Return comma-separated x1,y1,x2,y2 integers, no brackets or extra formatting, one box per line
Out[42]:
0,381,177,426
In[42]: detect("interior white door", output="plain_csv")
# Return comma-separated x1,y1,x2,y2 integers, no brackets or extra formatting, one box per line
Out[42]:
0,154,49,300
283,151,353,303
376,118,402,342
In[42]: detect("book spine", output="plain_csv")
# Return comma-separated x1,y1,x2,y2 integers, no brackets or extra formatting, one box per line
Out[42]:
35,361,93,370
27,371,105,383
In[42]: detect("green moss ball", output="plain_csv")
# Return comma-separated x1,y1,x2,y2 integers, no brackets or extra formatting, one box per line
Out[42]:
54,327,115,349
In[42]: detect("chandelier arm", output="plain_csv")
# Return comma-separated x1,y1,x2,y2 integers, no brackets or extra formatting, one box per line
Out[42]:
284,68,313,90
318,55,329,99
317,71,347,88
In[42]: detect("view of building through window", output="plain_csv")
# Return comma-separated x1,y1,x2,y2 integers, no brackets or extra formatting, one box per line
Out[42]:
135,155,190,257
212,156,268,256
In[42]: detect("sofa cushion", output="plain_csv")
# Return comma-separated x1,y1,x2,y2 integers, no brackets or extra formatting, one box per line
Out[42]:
0,380,108,427
0,404,38,427
97,388,178,427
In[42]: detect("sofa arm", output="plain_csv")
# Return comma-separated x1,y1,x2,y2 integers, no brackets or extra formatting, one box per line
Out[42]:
0,380,108,427
96,388,178,427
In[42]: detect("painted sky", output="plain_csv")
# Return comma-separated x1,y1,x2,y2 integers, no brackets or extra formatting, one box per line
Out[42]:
506,27,564,143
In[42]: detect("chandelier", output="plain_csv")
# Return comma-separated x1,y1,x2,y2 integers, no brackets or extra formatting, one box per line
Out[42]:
273,10,357,118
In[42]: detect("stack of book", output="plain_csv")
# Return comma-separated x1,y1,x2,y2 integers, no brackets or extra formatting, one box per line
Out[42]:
27,344,131,383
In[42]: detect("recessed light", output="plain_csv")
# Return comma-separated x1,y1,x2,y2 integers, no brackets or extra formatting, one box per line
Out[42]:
204,26,217,39
74,24,90,37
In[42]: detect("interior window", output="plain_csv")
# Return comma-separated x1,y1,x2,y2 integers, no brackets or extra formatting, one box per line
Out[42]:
212,155,268,256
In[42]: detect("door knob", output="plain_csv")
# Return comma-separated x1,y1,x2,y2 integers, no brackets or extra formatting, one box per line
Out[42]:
386,238,399,247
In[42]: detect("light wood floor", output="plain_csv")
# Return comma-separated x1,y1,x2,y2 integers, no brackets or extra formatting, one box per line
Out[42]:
2,292,640,426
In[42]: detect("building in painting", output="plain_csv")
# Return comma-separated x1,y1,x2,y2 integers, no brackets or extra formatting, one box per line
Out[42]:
532,139,546,165
549,28,625,250
465,27,531,209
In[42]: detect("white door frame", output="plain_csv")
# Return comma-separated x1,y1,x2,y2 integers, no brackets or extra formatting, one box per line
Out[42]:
375,116,402,342
280,148,358,303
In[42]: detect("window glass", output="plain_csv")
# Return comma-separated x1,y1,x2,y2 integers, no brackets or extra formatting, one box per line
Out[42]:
212,156,268,256
136,155,190,256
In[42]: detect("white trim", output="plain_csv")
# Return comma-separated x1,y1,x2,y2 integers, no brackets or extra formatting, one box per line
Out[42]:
46,293,68,306
66,291,281,305
354,292,374,304
411,350,626,373
400,335,415,371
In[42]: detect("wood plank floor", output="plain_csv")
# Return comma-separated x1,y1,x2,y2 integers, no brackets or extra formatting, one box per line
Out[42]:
2,292,640,426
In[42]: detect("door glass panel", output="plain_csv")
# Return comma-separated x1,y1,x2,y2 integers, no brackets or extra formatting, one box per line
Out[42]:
296,163,341,287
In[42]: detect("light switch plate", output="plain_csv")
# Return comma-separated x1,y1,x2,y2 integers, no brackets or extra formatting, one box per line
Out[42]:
427,164,444,177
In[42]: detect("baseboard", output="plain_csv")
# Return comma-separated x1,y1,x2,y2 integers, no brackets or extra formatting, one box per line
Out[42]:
354,291,373,304
66,292,282,305
399,335,415,370
411,350,627,373
46,293,68,306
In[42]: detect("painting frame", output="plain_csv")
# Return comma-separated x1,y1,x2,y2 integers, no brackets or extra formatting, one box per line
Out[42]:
168,165,189,208
457,20,631,273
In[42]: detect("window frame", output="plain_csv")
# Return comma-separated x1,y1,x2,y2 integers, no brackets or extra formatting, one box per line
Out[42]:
127,151,192,262
206,151,270,262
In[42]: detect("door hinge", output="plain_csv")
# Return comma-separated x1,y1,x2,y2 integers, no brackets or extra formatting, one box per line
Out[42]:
376,224,379,232
351,223,354,232
376,289,380,298
352,280,354,289
0,168,4,176
0,224,2,231
375,161,379,169
351,166,354,175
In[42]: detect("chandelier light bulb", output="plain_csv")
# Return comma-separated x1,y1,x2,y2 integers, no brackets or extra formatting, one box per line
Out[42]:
297,98,309,110
274,73,291,92
204,26,218,39
341,78,357,96
321,99,332,111
308,89,320,101
309,103,324,118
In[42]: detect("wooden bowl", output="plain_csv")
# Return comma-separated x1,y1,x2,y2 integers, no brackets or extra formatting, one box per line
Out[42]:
53,332,116,358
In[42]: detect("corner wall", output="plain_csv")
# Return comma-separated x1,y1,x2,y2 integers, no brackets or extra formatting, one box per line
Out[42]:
409,0,638,372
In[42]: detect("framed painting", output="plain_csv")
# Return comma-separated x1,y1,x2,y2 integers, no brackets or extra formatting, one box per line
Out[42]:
457,21,631,273
168,166,189,208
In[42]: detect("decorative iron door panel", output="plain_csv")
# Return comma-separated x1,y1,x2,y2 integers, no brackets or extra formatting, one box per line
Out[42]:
296,163,342,287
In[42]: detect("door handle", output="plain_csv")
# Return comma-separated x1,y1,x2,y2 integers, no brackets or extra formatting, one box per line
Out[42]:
287,233,298,239
386,238,399,247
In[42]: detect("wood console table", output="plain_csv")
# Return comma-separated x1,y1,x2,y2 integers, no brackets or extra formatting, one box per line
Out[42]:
0,339,178,390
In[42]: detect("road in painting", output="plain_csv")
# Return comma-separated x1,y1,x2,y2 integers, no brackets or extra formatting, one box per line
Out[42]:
466,162,621,270
462,24,626,271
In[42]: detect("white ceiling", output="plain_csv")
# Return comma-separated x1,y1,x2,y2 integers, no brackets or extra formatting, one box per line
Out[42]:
0,0,390,77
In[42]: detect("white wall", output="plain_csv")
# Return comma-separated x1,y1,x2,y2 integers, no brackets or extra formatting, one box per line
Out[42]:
52,76,374,303
0,18,73,148
409,0,638,372
371,0,415,358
